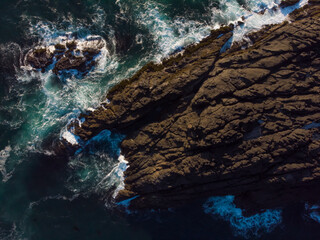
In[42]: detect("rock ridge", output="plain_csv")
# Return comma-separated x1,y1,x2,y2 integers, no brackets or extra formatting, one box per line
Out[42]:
64,1,320,211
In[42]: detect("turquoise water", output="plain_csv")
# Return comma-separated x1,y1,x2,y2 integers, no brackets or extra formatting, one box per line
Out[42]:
1,0,320,239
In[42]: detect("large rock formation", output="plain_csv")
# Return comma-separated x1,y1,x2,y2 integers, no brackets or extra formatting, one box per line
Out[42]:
65,1,320,211
24,35,107,76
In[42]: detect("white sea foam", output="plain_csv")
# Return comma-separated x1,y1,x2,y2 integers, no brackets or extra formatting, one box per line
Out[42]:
112,154,129,198
203,195,282,238
0,146,12,182
22,2,109,40
136,2,212,62
134,0,308,60
66,130,125,200
61,130,80,146
231,0,309,44
96,154,128,198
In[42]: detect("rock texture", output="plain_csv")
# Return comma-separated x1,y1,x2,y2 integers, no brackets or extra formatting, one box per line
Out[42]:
67,1,320,211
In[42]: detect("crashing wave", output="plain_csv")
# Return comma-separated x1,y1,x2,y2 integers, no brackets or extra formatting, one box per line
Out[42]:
96,154,128,199
231,0,309,45
65,129,126,201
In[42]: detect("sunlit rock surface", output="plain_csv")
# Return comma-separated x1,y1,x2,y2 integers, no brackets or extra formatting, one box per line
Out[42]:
63,1,320,211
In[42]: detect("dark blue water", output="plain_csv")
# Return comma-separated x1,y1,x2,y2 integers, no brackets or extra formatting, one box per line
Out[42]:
1,0,320,239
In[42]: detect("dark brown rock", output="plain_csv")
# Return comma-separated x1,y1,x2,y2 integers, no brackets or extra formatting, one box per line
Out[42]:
68,2,320,211
25,36,106,76
52,56,87,74
26,48,54,71
280,0,300,7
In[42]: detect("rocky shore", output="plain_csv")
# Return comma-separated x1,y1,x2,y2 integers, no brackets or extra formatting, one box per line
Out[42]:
61,1,320,212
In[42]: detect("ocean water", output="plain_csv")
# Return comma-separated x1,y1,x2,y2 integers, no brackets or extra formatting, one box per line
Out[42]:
0,0,320,239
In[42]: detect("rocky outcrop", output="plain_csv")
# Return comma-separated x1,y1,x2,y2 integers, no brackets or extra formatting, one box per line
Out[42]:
66,1,320,211
26,48,54,72
24,35,107,76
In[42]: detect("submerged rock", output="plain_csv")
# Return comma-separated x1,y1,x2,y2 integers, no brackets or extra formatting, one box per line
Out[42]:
62,1,320,212
24,35,107,77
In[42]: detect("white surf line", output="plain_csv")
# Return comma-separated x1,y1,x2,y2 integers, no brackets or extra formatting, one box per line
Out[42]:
96,154,129,198
230,0,309,47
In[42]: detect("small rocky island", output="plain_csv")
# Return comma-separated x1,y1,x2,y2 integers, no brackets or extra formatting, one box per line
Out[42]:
56,0,320,212
24,35,107,76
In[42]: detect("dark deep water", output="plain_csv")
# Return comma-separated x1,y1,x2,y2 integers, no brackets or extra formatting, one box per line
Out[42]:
1,0,320,239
